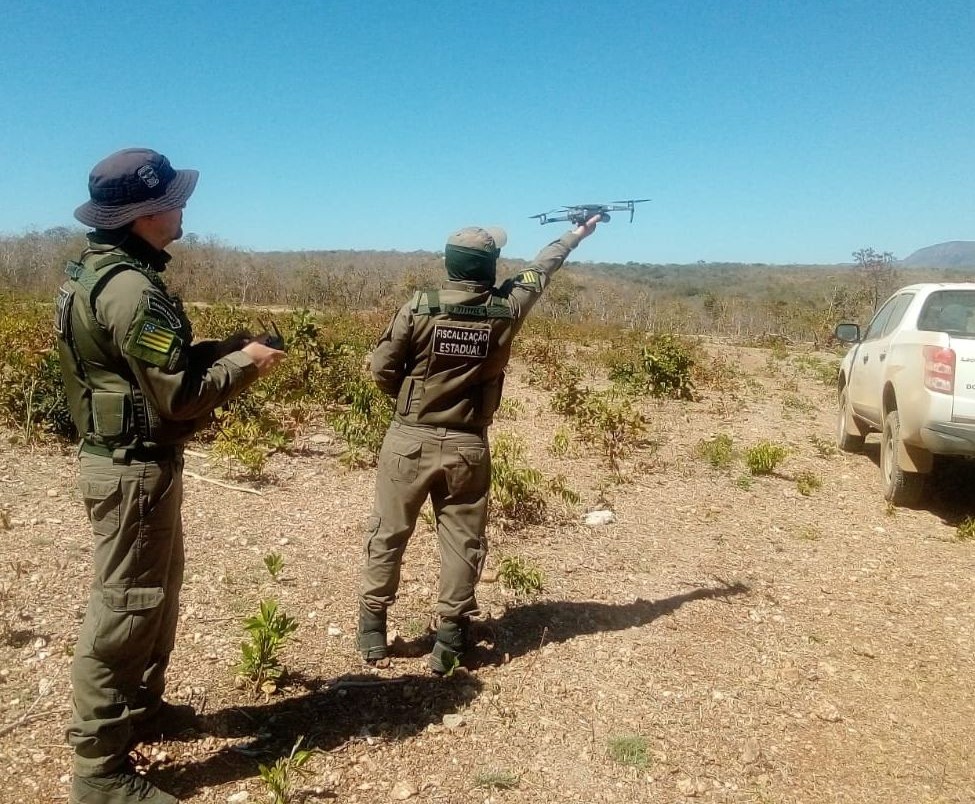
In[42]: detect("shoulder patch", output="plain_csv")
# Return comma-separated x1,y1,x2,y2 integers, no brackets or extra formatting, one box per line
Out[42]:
514,269,542,291
144,291,184,330
123,315,183,369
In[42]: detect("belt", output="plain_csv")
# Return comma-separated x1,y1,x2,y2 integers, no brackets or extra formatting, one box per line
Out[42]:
80,441,182,464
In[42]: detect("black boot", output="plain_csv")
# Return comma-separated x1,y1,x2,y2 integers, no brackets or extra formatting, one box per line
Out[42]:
428,618,469,675
358,605,388,662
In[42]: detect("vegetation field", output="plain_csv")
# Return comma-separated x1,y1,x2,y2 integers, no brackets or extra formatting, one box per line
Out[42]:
0,279,973,803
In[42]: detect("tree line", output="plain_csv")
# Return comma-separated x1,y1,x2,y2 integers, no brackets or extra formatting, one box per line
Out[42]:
3,227,970,345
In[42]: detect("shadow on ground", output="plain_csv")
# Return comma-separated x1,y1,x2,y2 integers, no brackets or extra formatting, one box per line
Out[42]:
153,671,482,798
859,440,975,521
152,581,748,798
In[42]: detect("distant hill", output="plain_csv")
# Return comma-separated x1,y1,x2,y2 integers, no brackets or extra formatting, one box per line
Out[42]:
901,241,975,268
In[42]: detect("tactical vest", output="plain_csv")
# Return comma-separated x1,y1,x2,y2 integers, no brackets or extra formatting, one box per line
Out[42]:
394,287,518,429
54,249,178,451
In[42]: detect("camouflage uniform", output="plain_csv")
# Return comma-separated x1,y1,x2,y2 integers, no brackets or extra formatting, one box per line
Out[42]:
58,149,263,803
360,227,584,671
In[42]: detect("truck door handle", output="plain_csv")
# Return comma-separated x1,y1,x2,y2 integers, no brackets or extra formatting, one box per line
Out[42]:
862,355,869,364
879,353,886,362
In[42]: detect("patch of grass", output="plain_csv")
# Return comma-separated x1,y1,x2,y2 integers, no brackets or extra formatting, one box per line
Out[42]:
472,769,520,790
809,434,838,458
496,399,524,420
695,433,735,469
497,555,544,596
745,441,788,475
734,474,753,490
550,426,572,457
607,734,650,768
955,516,975,542
783,394,815,415
795,471,823,496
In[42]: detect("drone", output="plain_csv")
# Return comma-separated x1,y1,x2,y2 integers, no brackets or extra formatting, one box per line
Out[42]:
530,199,650,226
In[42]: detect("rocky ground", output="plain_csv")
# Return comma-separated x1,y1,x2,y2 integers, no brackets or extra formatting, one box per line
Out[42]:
0,343,973,803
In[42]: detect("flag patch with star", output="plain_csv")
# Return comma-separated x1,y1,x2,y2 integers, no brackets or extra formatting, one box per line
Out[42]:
136,321,177,354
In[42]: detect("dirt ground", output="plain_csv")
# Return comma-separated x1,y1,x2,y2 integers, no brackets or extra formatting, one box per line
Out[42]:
1,343,973,804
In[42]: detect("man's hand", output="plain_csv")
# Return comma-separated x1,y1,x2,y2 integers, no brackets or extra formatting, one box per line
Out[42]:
573,214,602,240
242,340,287,376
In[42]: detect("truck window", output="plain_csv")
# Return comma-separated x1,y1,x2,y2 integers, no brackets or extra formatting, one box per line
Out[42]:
881,293,915,337
862,296,898,341
917,291,975,336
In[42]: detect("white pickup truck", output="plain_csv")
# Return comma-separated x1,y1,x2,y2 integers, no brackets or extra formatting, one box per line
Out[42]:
835,283,975,505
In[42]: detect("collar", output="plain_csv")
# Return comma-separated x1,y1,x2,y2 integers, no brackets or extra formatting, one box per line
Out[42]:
88,229,172,272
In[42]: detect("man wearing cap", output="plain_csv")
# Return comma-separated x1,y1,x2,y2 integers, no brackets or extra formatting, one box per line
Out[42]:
59,148,286,804
358,215,600,673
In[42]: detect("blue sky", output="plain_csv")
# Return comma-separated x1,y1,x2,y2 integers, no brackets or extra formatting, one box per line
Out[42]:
1,1,972,265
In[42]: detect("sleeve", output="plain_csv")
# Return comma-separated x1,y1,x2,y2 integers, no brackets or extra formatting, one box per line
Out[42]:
370,304,413,397
499,230,583,321
95,271,260,422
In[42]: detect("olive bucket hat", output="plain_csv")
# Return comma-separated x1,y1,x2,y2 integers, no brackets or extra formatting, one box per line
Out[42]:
445,226,508,254
443,226,508,283
74,148,199,229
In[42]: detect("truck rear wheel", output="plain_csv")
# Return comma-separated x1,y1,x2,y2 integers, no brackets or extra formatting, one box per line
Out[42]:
836,386,865,452
881,410,925,506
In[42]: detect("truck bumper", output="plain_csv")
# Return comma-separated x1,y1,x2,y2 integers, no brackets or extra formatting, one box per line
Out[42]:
920,422,975,454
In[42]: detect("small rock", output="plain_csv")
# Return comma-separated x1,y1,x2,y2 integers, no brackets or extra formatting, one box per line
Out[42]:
227,792,250,803
309,434,330,444
676,776,707,796
327,625,342,637
442,713,465,730
46,489,59,497
584,509,616,526
741,737,761,764
390,780,417,800
815,704,843,722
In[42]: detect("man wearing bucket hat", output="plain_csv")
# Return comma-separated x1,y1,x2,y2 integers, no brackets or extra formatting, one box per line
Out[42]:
59,148,286,803
358,215,600,673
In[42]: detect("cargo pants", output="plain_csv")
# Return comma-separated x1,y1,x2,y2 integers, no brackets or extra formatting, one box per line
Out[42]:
67,452,185,776
360,421,490,621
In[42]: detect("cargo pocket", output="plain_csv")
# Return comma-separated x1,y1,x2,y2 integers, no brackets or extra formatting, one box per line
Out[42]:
446,446,489,496
382,436,421,483
79,476,122,536
93,586,165,658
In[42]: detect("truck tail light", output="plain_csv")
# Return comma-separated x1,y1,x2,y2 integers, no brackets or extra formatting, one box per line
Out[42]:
923,346,955,394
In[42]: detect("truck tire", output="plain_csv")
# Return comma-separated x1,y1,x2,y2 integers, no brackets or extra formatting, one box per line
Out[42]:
836,386,865,452
881,410,925,506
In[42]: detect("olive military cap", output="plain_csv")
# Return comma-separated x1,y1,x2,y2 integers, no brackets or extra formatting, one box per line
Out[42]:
74,148,199,229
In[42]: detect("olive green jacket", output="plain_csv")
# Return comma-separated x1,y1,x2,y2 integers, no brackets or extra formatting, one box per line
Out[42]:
56,233,258,449
371,230,582,429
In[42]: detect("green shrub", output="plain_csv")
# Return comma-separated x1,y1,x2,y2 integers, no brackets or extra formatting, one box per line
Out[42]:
795,471,822,496
696,433,735,469
609,334,695,400
0,296,74,441
237,599,298,695
490,433,548,524
498,555,544,596
258,737,314,804
745,441,788,475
